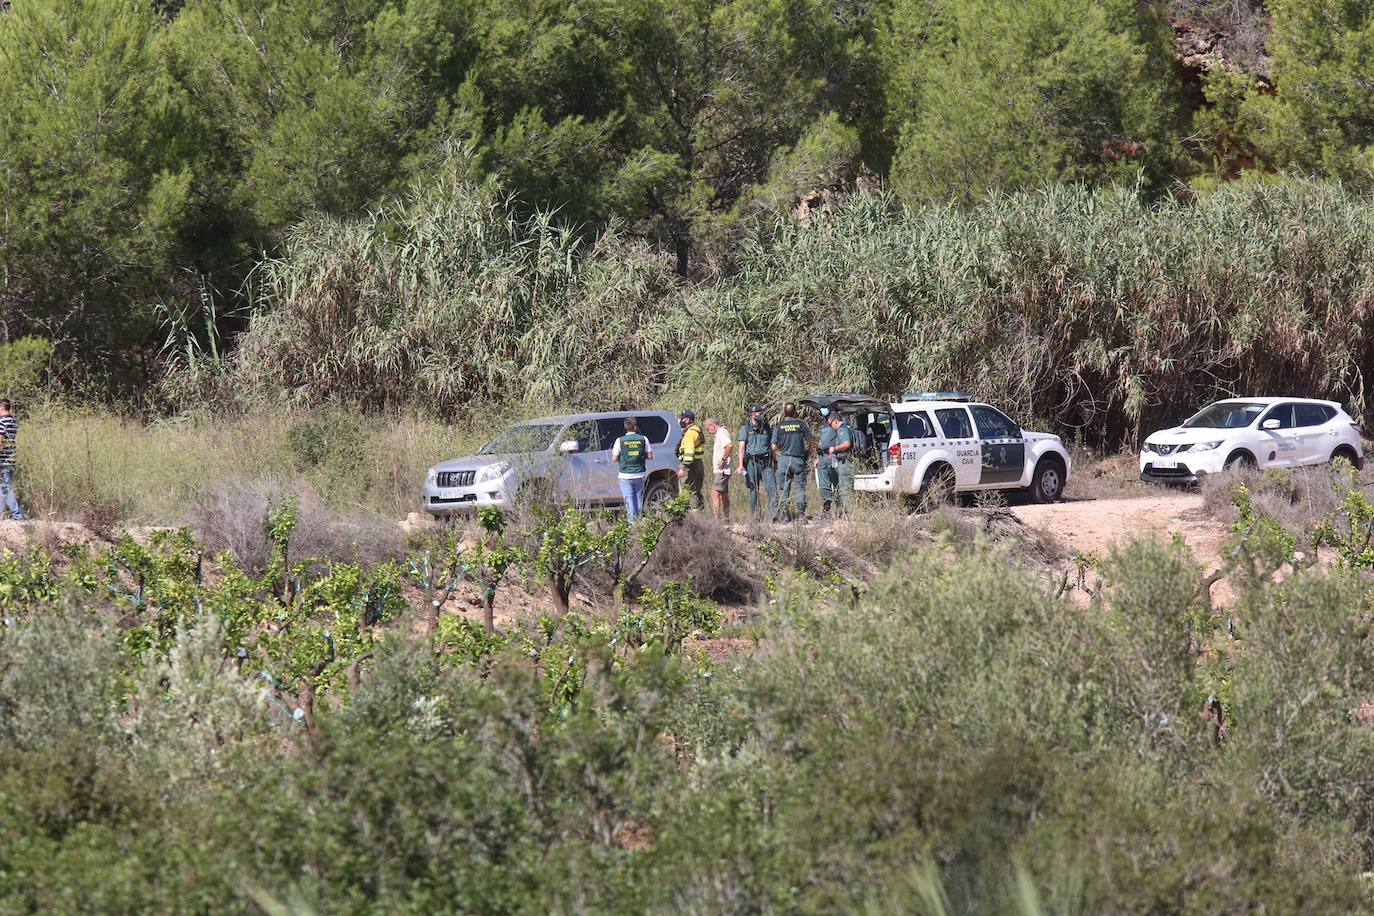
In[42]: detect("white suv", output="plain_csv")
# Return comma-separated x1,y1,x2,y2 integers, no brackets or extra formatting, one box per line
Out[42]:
1140,397,1364,484
423,410,682,516
854,394,1072,505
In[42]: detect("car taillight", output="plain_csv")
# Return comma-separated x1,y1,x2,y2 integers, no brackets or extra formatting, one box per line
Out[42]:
888,442,902,465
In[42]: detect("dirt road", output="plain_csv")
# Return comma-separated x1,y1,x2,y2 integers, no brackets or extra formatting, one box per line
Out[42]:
1012,494,1235,605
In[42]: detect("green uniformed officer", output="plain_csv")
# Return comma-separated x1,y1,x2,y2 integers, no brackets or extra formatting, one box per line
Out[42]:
771,402,812,521
735,403,776,517
818,412,855,513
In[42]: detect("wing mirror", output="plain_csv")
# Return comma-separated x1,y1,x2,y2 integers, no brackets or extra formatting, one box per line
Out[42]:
1261,418,1280,431
558,440,581,454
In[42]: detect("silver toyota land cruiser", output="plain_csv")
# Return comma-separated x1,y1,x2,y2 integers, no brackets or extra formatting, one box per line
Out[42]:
423,410,683,516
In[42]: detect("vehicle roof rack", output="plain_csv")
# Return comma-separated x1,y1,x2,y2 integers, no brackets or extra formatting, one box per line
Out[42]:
901,391,973,403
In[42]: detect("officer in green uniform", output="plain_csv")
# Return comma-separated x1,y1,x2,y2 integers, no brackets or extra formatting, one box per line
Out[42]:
771,401,812,521
735,403,776,517
818,412,855,513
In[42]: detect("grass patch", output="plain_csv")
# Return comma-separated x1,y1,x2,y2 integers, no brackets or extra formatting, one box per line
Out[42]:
17,405,483,524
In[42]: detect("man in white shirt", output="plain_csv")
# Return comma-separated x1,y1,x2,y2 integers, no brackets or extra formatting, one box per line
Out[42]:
704,418,733,519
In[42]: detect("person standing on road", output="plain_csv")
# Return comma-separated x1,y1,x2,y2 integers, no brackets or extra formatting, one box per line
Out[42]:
705,418,733,519
611,417,653,522
736,404,776,518
0,401,23,521
771,402,812,522
818,412,855,514
677,410,706,510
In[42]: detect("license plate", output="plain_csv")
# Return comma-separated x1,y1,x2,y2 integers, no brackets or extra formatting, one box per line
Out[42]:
1153,460,1178,469
439,488,463,499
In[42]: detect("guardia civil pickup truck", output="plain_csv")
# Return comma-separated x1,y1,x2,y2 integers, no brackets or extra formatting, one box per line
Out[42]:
851,393,1072,507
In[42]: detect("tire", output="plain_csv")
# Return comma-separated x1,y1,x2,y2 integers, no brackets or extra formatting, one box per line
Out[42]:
915,464,957,513
1331,446,1363,471
1030,458,1065,504
643,473,678,510
1224,451,1256,472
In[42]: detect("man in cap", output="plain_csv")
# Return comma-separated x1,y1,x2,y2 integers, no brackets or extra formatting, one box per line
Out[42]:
771,402,812,521
735,403,776,517
818,412,855,514
676,410,706,510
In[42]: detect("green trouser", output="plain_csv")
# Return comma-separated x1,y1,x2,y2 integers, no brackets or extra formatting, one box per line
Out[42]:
775,454,807,520
683,460,705,510
743,455,776,516
819,459,855,512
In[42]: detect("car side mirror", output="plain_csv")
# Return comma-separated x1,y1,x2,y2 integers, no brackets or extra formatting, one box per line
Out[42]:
559,440,580,454
1261,418,1280,431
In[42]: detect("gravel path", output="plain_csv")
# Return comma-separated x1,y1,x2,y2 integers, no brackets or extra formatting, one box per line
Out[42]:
1012,494,1236,605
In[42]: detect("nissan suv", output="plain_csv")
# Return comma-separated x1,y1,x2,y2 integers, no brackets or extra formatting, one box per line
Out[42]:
1140,397,1364,484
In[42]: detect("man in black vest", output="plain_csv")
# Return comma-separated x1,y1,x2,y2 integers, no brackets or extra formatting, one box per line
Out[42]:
771,402,813,522
735,403,776,518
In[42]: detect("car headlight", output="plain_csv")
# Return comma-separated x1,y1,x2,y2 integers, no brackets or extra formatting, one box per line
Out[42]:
426,467,437,484
1186,441,1223,452
1141,442,1155,454
477,461,511,483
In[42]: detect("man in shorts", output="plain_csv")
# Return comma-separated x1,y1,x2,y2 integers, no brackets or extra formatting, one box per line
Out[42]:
704,418,733,519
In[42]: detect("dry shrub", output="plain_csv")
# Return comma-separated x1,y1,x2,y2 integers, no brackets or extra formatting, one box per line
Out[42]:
1201,463,1374,550
643,512,764,605
79,495,128,541
837,504,929,566
1068,450,1151,500
919,506,1064,565
193,476,405,574
751,517,865,586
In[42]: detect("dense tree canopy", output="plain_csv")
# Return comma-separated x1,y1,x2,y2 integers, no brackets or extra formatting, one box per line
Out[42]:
0,0,1370,395
882,0,1181,202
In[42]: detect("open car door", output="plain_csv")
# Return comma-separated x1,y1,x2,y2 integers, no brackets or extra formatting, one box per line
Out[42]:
799,393,893,472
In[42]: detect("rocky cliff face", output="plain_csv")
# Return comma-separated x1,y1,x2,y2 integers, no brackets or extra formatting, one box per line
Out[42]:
1169,7,1272,86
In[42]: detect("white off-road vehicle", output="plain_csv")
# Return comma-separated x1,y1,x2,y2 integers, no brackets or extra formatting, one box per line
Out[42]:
1140,397,1364,484
850,393,1072,506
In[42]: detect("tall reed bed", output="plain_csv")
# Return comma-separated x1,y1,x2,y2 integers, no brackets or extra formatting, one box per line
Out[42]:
696,180,1374,445
222,178,1374,446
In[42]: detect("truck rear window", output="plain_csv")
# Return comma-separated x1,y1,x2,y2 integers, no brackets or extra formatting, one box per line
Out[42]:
895,411,935,440
935,408,974,439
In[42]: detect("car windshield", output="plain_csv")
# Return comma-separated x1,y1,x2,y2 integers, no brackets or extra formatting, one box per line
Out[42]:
478,423,561,455
1184,401,1265,430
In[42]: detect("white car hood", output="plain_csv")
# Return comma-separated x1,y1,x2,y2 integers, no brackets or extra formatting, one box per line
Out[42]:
1145,427,1240,446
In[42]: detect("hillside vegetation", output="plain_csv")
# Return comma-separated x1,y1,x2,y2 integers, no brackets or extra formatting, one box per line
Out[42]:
2,481,1374,910
7,2,1374,910
4,0,1374,433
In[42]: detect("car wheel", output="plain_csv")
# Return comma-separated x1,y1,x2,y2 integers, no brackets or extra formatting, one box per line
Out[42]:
1224,451,1256,472
916,465,957,513
1030,458,1065,504
1330,445,1363,471
643,474,678,510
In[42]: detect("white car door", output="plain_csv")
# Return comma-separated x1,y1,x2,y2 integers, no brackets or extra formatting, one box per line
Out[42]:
554,421,599,503
1256,403,1303,467
1294,403,1336,466
593,418,629,503
933,407,982,487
